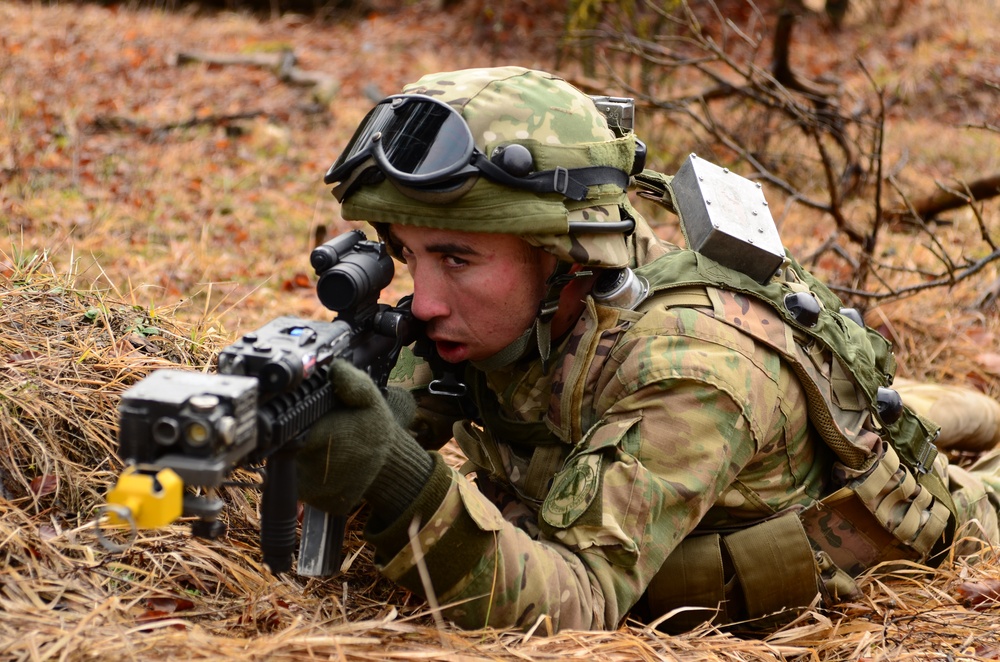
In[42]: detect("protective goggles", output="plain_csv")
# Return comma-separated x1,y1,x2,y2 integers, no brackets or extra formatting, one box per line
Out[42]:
324,94,638,203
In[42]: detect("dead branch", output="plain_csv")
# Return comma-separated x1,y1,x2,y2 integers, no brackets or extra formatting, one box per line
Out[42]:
597,1,860,209
174,49,340,103
847,59,887,294
885,174,1000,222
88,110,272,135
974,275,1000,310
769,8,857,195
828,245,1000,302
85,49,338,136
570,0,1000,307
962,121,1000,133
770,9,838,99
881,172,960,269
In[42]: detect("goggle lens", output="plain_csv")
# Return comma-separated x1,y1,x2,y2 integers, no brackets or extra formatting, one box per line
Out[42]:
325,94,632,204
326,96,473,186
380,102,470,177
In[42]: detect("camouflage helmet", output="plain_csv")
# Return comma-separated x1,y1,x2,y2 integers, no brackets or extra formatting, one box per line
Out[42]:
329,66,643,268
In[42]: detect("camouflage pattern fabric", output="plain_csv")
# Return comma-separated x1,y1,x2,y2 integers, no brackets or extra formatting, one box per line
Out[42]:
337,67,1000,632
895,378,1000,453
377,217,805,629
375,212,1000,632
341,67,639,269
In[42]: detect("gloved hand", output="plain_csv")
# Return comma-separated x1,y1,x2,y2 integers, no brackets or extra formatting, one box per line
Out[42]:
296,359,434,520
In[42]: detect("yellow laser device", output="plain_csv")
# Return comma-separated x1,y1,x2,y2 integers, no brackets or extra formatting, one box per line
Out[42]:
105,466,184,528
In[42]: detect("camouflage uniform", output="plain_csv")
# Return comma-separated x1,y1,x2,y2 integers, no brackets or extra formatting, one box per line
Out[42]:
326,67,1000,632
375,216,1000,632
380,215,825,630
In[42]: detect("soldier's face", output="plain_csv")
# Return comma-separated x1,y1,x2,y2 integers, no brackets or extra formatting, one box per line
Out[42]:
390,225,557,363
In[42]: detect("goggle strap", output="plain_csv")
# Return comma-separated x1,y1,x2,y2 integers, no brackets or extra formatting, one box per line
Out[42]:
330,159,384,202
567,218,636,235
540,261,585,319
550,165,630,196
473,155,629,201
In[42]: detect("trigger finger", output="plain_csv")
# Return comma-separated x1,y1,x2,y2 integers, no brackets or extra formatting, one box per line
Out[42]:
327,359,381,408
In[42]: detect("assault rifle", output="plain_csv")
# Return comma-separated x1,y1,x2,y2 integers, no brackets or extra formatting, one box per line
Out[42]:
101,230,418,576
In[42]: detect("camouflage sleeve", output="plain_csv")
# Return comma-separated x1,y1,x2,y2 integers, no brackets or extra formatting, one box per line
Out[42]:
373,331,784,631
389,345,464,451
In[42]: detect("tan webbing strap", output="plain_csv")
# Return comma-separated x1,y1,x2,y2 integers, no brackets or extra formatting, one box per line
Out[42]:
453,420,505,479
854,443,900,502
830,356,864,411
647,515,820,631
892,486,933,542
647,533,727,631
850,443,951,555
640,285,713,311
914,498,952,552
523,444,566,501
723,514,820,619
815,551,864,602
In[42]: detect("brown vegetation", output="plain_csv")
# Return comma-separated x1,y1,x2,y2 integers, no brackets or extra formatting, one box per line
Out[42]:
2,0,1000,659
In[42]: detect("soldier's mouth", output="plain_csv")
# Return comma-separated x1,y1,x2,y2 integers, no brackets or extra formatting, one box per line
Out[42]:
434,340,466,362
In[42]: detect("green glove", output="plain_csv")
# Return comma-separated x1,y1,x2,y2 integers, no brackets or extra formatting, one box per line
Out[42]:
296,359,434,520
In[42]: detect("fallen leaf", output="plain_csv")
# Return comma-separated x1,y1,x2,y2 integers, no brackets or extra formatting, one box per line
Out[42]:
282,273,312,291
38,524,59,541
976,353,1000,376
30,475,58,497
8,350,42,363
257,609,282,630
146,596,195,613
967,329,995,346
954,579,1000,609
135,610,187,629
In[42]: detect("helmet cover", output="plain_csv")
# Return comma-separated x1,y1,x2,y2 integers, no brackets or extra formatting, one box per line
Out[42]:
339,66,639,267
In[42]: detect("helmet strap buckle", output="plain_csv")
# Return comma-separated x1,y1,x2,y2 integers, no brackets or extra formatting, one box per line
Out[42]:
552,167,570,197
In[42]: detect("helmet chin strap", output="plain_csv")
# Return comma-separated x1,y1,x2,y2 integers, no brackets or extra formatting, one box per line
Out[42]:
470,262,592,373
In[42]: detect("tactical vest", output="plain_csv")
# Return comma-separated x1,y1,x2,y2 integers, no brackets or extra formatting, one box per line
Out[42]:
450,242,956,633
632,247,956,632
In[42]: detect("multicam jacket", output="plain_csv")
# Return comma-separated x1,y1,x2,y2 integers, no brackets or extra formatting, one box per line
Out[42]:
372,218,1000,633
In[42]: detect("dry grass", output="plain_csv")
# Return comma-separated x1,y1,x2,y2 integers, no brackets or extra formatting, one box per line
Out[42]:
3,0,1000,659
3,204,1000,662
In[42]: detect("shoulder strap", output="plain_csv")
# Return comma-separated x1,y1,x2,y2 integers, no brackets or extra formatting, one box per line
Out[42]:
634,247,943,476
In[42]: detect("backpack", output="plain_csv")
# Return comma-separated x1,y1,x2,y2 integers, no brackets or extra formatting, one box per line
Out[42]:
633,166,955,631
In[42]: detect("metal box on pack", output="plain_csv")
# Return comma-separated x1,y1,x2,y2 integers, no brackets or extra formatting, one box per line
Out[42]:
672,153,785,284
